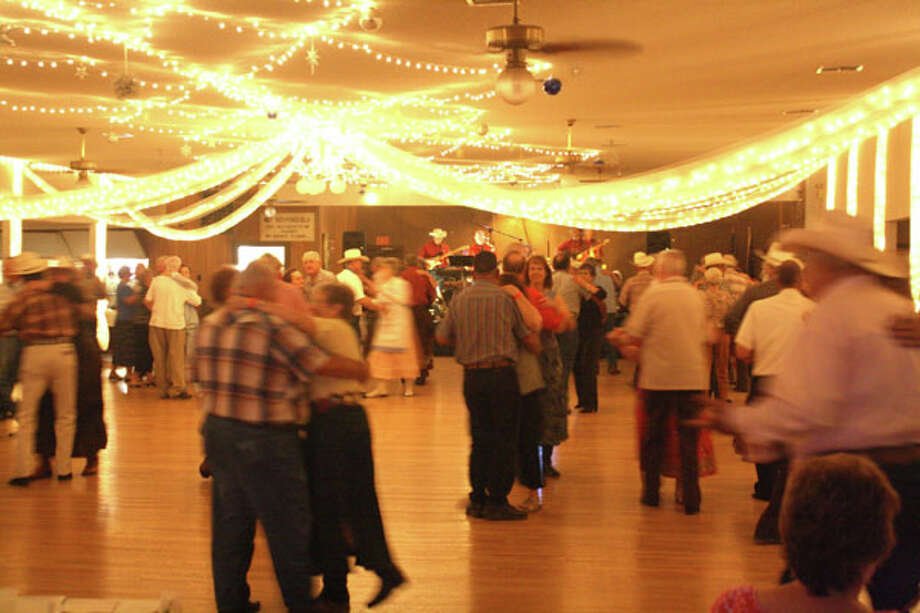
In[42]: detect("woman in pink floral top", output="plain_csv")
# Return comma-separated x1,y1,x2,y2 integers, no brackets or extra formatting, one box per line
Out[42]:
711,454,901,613
699,267,734,400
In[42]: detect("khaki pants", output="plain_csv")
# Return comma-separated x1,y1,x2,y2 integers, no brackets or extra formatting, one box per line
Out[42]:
15,343,77,477
149,326,186,397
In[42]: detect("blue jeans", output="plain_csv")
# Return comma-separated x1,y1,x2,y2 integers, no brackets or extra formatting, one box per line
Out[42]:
203,415,313,612
0,335,20,417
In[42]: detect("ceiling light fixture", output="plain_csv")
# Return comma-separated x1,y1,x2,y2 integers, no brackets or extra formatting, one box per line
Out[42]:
495,49,537,105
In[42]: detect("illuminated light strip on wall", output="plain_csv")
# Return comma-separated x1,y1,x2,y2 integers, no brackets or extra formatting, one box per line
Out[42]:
124,144,307,240
826,156,837,210
874,129,888,250
911,117,920,311
846,143,859,216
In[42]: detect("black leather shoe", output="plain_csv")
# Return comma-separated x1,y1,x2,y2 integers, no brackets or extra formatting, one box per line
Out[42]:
640,493,659,507
483,503,527,521
465,502,484,518
8,477,30,487
543,465,561,478
174,391,193,400
579,407,597,413
684,505,700,515
368,566,406,608
57,473,73,481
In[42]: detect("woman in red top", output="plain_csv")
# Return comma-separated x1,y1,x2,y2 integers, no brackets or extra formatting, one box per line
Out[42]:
523,255,574,483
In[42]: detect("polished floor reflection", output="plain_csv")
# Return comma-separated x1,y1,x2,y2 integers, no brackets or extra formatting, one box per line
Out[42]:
0,360,781,612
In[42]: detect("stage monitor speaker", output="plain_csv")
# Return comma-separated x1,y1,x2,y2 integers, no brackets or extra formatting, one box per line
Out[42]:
343,230,366,252
366,245,404,260
646,231,671,254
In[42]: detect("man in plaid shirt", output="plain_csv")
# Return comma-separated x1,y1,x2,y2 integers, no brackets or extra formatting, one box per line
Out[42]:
195,261,368,613
0,253,78,485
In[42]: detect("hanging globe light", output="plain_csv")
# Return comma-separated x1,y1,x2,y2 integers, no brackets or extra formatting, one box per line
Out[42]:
329,178,347,194
306,179,327,195
495,49,537,105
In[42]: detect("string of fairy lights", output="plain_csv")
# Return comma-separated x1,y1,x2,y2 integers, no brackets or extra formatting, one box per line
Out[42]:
1,1,920,305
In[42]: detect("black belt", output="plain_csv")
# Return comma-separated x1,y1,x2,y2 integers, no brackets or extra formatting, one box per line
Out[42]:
24,337,73,346
311,393,363,413
464,359,514,370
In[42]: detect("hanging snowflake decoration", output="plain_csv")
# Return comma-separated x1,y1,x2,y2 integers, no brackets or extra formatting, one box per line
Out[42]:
75,63,88,79
114,74,139,99
306,38,319,76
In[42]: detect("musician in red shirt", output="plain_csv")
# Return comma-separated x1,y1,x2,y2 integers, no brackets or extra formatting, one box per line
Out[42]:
418,228,450,268
468,230,494,256
557,228,604,261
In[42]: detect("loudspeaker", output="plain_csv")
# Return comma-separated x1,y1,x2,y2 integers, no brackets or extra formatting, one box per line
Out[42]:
366,245,404,260
646,231,671,254
343,230,366,252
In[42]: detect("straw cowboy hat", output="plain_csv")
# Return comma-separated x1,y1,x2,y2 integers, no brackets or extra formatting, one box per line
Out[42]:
722,254,739,269
702,252,727,268
337,248,370,264
632,251,655,268
779,212,909,279
756,242,803,268
429,228,448,240
13,252,47,275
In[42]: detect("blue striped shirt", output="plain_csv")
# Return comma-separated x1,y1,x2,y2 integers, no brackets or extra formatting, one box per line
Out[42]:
437,280,530,365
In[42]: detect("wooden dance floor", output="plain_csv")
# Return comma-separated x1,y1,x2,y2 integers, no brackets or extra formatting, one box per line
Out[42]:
0,360,781,612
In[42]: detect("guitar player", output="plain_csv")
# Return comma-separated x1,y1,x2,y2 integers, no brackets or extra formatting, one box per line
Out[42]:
418,228,450,268
558,228,606,263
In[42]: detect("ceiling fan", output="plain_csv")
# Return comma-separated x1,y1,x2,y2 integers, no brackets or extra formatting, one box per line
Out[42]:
69,128,126,183
481,0,642,104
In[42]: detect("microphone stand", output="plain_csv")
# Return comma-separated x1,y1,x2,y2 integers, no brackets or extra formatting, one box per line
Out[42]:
474,222,530,251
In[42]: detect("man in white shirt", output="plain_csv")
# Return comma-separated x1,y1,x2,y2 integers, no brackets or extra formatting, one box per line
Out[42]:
145,255,201,399
336,249,379,337
618,249,708,514
716,213,920,611
734,260,814,540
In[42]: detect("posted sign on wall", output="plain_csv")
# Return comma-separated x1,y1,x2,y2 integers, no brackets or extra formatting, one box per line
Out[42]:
260,211,316,242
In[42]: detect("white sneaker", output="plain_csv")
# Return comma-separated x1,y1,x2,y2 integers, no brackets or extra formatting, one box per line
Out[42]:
364,387,389,398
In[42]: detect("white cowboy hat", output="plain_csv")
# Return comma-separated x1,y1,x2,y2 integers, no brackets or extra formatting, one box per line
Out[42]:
779,212,909,279
337,248,370,264
632,251,655,268
429,228,448,239
722,254,739,268
702,252,726,268
756,242,803,268
13,251,47,275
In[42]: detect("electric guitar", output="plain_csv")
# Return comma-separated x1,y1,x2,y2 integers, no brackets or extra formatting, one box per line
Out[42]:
423,245,470,270
572,239,611,263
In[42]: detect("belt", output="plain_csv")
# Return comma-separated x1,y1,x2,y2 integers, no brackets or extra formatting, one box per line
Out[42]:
24,337,73,346
464,358,514,370
853,445,920,466
311,393,363,413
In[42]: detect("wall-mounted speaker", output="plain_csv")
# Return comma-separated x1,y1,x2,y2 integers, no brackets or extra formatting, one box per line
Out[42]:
342,230,366,252
646,231,671,254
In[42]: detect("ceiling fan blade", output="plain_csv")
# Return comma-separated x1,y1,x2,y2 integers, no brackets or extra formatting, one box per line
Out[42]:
538,39,643,56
